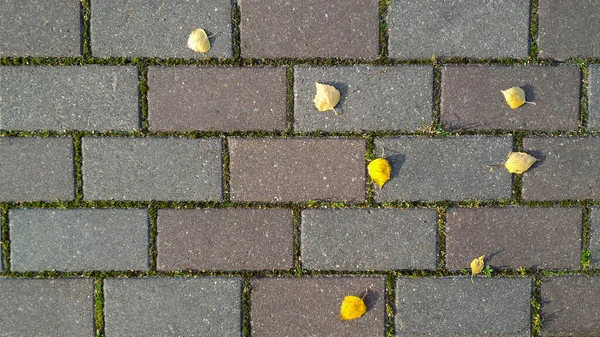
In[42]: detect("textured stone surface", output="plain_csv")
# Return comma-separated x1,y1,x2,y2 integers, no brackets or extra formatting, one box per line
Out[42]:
157,208,294,271
590,208,600,268
239,0,379,59
104,277,241,337
0,66,140,131
229,138,366,202
446,207,582,270
589,66,600,131
374,136,513,202
294,65,433,132
301,208,437,270
441,65,580,131
396,277,531,336
148,66,287,131
82,137,222,201
251,277,385,337
10,209,149,272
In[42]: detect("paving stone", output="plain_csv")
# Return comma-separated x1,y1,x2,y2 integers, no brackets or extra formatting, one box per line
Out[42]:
441,65,580,131
239,0,379,59
148,66,287,132
157,208,294,271
251,276,385,337
104,277,241,336
229,138,366,202
82,137,222,201
540,275,600,336
374,136,513,202
0,137,74,202
446,207,582,271
395,277,531,336
91,0,233,58
0,278,94,336
388,0,530,59
301,208,437,270
590,207,600,268
294,65,433,132
589,66,600,131
0,66,140,131
10,209,149,272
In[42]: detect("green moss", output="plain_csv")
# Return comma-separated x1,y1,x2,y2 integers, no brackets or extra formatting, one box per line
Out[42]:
94,279,105,337
385,273,396,337
241,277,252,337
436,206,447,271
531,273,542,336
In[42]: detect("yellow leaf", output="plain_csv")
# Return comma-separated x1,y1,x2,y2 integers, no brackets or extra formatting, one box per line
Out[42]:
470,255,485,283
368,158,391,189
340,295,367,321
504,151,539,174
313,82,340,113
187,28,211,53
501,87,535,109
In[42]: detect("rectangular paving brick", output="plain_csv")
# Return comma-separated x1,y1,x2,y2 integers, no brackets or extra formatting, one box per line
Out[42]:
374,136,513,202
446,207,582,271
441,65,580,131
10,209,149,272
0,137,74,202
252,276,385,337
157,208,294,271
590,207,600,268
294,65,433,132
0,66,140,131
0,278,94,336
396,277,531,336
82,137,222,201
240,0,379,59
588,66,600,131
229,138,366,202
301,208,437,270
148,66,287,132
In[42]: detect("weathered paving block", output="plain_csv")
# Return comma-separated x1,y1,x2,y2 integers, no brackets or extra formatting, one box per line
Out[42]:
301,208,437,270
388,0,530,59
0,66,140,131
396,277,531,336
446,207,582,270
10,209,149,272
0,137,74,202
229,138,365,202
0,278,94,336
374,136,513,202
590,208,600,268
589,66,600,131
240,0,379,59
252,276,385,337
104,277,241,336
157,208,294,271
294,65,433,132
148,66,287,131
91,0,232,58
82,137,222,201
441,66,580,131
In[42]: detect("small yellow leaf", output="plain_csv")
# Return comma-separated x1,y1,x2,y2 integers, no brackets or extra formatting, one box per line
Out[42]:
313,82,340,113
368,158,391,189
470,255,485,283
340,295,367,321
187,28,211,53
501,87,535,109
504,151,539,174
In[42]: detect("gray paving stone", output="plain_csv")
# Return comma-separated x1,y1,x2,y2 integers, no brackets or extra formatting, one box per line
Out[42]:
0,137,74,202
148,66,287,132
0,66,140,132
0,278,94,336
589,66,600,131
239,0,379,59
441,65,580,131
301,208,437,270
395,277,531,336
82,137,222,201
10,209,149,272
157,208,294,271
590,207,600,268
91,0,233,58
294,65,434,132
388,0,530,59
374,136,513,202
229,138,366,202
252,276,385,337
446,207,582,271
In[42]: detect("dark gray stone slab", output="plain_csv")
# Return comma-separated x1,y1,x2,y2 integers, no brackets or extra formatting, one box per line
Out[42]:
10,209,149,272
590,208,600,268
374,136,513,202
589,66,600,131
251,276,385,337
82,137,222,201
301,208,437,270
441,65,580,131
396,277,531,336
148,66,287,131
0,278,94,336
294,65,434,132
91,0,232,58
0,66,140,131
